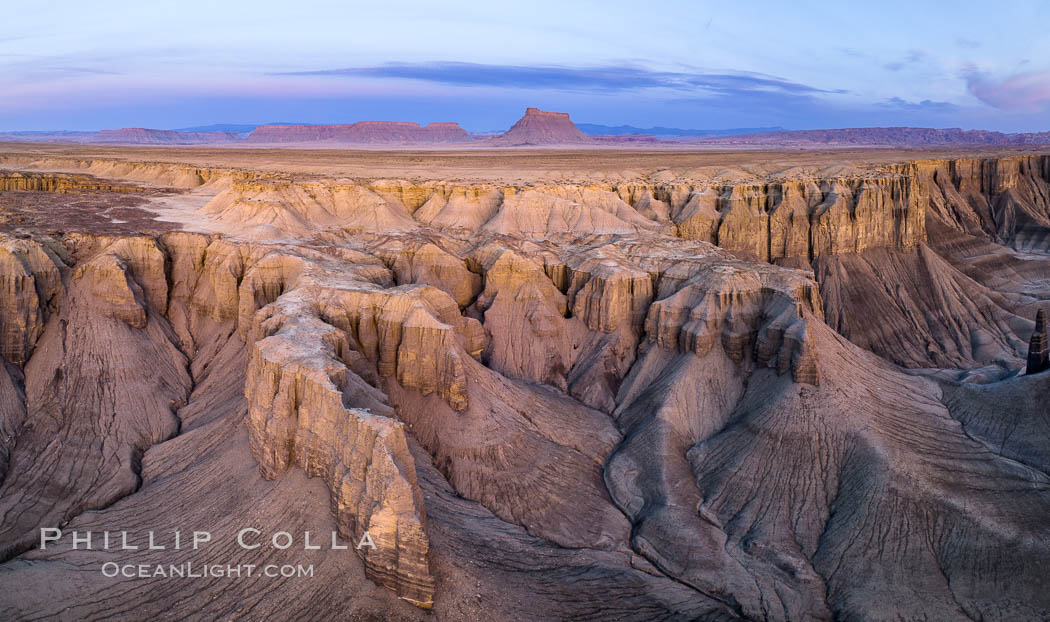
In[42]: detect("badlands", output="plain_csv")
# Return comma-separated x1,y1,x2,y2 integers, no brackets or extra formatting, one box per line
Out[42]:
0,141,1048,621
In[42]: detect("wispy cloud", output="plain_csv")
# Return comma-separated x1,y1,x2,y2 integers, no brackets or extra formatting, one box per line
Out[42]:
279,61,847,96
1,60,122,84
880,97,957,112
955,37,981,49
837,47,866,59
0,35,39,45
47,66,122,76
964,68,1050,112
883,50,927,72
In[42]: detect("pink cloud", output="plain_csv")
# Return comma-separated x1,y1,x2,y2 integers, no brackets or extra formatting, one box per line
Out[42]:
965,69,1050,112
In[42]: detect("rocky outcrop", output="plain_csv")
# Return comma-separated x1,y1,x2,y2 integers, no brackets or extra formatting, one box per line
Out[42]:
198,180,419,239
0,155,221,188
0,171,144,193
413,185,504,231
0,236,64,365
922,155,1050,253
601,262,826,619
669,175,925,261
311,284,481,412
245,122,471,144
474,248,576,390
246,308,434,607
639,258,823,383
815,245,1031,369
489,108,593,146
387,242,481,309
1028,309,1049,374
169,154,1048,373
9,152,1047,372
482,188,654,237
0,236,190,560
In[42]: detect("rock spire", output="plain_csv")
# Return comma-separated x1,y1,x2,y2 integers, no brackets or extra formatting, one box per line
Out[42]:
1027,309,1048,374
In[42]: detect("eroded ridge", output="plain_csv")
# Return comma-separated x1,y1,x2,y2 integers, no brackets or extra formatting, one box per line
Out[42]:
246,311,434,606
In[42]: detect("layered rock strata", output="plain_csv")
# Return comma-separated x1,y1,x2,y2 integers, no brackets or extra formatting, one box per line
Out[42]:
0,171,144,193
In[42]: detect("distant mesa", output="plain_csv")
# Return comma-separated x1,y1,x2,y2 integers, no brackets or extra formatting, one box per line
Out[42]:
95,128,242,145
244,121,471,144
488,108,594,146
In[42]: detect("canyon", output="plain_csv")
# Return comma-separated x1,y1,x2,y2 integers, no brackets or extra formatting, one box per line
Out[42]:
0,143,1047,621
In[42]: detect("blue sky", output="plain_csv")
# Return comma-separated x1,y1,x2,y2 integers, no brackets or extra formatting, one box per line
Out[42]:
2,0,1049,132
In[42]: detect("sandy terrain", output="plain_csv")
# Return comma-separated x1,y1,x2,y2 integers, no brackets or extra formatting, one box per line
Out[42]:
5,141,1050,184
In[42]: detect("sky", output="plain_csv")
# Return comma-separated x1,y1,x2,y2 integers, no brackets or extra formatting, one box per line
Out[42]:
2,0,1050,132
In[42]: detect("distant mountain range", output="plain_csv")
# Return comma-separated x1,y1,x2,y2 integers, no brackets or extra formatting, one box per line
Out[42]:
706,126,1050,146
171,122,786,138
2,111,1048,148
575,123,785,136
173,123,315,133
172,124,260,133
244,121,472,144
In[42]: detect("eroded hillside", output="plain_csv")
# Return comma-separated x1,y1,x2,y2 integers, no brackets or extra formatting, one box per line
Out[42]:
0,148,1048,621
